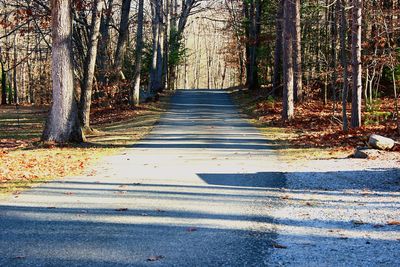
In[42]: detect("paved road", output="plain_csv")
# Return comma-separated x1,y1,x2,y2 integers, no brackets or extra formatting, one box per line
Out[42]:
0,90,285,266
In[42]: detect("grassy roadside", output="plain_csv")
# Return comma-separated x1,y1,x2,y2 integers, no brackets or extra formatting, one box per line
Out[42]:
0,92,173,195
229,89,352,161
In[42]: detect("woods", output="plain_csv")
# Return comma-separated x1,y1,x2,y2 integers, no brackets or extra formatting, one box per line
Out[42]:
0,0,399,143
222,0,399,137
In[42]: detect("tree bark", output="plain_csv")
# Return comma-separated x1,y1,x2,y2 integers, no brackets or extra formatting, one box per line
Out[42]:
114,0,132,72
293,0,302,102
79,0,104,132
272,0,284,95
97,0,114,85
282,0,294,121
339,0,349,132
131,0,144,106
149,0,161,93
351,0,362,128
42,0,84,143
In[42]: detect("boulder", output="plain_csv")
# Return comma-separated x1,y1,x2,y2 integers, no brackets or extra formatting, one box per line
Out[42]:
354,147,383,159
368,134,395,150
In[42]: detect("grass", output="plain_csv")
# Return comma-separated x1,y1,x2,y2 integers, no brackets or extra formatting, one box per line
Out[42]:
0,93,172,195
230,89,352,161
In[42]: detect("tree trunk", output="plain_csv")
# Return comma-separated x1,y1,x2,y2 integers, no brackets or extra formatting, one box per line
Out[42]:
351,0,362,128
13,36,18,105
339,0,349,132
79,0,104,132
272,0,284,95
149,0,161,93
42,0,84,143
293,0,302,102
114,0,132,72
131,0,144,106
282,0,294,121
97,0,114,85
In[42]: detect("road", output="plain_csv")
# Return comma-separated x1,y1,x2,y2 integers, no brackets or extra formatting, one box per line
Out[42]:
0,90,285,266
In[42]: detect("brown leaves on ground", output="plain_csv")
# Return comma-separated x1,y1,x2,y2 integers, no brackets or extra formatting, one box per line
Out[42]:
235,90,399,151
0,93,171,194
0,148,104,193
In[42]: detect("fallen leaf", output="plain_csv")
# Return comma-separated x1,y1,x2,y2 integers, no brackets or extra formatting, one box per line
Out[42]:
352,220,366,225
115,208,128,212
272,243,287,249
387,221,400,226
147,255,164,262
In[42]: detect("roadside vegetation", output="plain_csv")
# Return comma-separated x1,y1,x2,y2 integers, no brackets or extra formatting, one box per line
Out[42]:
231,89,400,161
0,93,171,194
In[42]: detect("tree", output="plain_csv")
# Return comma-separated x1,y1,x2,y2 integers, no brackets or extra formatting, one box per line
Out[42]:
293,0,302,102
114,0,132,72
282,0,294,121
42,0,84,143
272,0,284,95
131,0,144,106
79,0,104,132
351,0,362,128
339,0,349,132
149,0,161,93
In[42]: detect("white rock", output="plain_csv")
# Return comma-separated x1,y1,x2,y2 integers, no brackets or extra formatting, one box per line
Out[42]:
368,134,395,150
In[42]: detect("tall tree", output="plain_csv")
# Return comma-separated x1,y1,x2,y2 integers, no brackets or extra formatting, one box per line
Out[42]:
114,0,132,72
149,0,161,93
131,0,144,106
272,0,284,95
42,0,84,143
351,0,362,128
282,0,294,120
79,0,104,132
339,0,349,131
293,0,302,102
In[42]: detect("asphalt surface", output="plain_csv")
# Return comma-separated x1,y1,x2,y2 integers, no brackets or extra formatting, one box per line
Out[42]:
0,90,285,266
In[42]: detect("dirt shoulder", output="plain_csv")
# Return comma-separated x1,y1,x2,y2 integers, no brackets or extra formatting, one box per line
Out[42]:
0,92,173,195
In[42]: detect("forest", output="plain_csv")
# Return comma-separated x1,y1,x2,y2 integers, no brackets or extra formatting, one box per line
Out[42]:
0,0,400,141
0,0,399,145
1,1,400,265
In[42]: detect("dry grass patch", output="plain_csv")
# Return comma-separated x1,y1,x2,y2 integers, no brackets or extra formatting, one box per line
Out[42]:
0,92,172,194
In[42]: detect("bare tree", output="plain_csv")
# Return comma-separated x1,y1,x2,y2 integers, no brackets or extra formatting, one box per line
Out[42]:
131,0,144,106
282,0,294,121
351,0,362,128
79,0,104,132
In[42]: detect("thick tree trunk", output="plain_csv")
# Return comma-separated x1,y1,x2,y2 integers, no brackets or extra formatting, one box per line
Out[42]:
114,0,132,72
42,0,84,143
351,0,362,128
293,0,302,102
131,0,144,106
79,0,104,132
282,0,294,121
